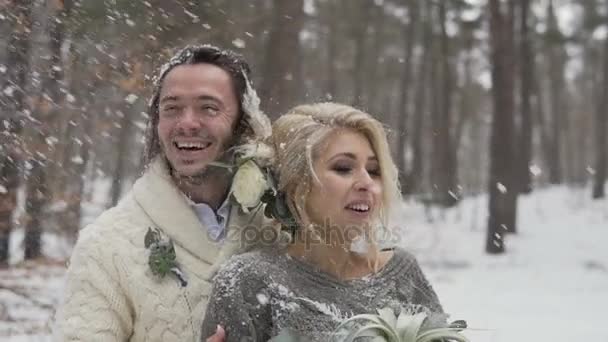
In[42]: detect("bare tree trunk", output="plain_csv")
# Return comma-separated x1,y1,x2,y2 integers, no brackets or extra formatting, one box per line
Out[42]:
592,0,608,199
487,0,519,253
60,49,97,240
517,0,534,193
351,0,373,108
403,0,432,195
325,0,338,99
545,0,565,185
454,26,477,177
431,1,458,207
23,0,66,259
396,0,418,191
0,0,33,264
110,109,132,207
367,4,387,115
260,0,304,118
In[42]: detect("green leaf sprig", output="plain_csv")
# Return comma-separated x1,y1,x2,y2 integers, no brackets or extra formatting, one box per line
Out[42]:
145,227,187,287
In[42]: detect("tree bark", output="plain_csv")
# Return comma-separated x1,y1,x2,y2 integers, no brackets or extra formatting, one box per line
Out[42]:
592,0,608,199
487,0,519,253
23,0,66,259
351,0,373,108
545,0,565,185
260,0,304,118
367,4,388,115
60,49,97,240
325,0,338,99
403,0,432,196
110,109,132,207
517,0,534,193
396,0,418,192
0,0,33,264
431,1,459,207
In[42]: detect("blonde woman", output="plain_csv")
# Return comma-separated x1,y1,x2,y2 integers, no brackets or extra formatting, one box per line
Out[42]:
201,103,444,341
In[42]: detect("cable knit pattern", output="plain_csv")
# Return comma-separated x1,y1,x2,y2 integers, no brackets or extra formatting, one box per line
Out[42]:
56,157,265,342
201,248,444,341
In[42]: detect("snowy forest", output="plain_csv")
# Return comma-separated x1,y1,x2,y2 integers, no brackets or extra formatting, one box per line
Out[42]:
0,0,607,340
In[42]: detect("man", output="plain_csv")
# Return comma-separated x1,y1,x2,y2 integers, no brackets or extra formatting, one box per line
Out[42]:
56,45,270,341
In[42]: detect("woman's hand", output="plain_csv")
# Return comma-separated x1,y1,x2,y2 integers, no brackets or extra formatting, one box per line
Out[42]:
206,325,226,342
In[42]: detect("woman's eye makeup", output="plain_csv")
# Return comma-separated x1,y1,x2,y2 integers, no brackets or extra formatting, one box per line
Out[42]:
367,167,381,177
331,164,352,174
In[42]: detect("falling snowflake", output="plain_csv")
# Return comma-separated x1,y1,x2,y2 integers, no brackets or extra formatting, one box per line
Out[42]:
202,23,211,30
232,38,246,49
496,182,507,193
66,93,76,103
184,9,200,23
126,19,135,27
125,94,138,104
45,137,58,146
3,86,14,97
0,185,7,194
256,293,269,305
586,166,596,175
529,164,542,176
0,65,6,73
71,156,84,164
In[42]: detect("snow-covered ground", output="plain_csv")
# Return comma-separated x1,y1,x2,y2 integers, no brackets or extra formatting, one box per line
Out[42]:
396,186,608,341
0,185,606,341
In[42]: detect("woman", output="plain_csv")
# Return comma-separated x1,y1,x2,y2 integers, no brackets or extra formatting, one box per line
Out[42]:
201,103,445,341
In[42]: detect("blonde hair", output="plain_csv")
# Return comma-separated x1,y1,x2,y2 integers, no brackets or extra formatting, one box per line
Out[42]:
270,102,401,231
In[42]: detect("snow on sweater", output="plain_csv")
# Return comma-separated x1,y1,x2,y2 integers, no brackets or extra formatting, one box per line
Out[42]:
56,157,265,342
200,247,445,341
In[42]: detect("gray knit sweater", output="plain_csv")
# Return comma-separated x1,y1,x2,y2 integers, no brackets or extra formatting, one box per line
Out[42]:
200,248,444,342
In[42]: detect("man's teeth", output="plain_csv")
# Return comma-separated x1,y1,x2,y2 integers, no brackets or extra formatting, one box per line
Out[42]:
175,142,210,149
348,204,370,212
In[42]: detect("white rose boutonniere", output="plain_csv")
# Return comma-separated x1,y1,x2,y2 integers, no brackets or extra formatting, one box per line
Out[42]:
231,159,269,212
209,141,298,232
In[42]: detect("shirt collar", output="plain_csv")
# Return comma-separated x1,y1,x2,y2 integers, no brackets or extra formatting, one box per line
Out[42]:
183,193,232,241
183,193,231,215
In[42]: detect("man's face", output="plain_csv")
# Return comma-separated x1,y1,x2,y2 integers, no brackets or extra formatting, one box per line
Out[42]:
157,63,240,178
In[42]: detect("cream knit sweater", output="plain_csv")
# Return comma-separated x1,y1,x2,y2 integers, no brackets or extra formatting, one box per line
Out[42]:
56,158,264,341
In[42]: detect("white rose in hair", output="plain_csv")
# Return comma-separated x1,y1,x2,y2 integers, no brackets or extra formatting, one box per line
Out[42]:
231,160,269,212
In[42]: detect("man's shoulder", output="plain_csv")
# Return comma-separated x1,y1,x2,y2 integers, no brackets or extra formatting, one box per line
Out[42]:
76,192,151,248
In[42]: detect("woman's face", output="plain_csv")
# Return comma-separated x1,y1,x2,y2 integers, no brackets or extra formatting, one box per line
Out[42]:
305,129,383,241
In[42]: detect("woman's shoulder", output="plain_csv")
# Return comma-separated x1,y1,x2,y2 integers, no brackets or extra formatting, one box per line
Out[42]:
213,248,284,288
388,247,420,267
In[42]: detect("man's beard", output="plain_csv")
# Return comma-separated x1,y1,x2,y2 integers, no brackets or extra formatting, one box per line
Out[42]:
175,153,232,185
167,138,236,186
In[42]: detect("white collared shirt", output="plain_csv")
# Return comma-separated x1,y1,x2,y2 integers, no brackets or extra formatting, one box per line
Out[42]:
186,195,231,242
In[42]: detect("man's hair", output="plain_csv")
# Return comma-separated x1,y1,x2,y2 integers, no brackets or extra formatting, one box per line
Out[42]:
142,45,252,166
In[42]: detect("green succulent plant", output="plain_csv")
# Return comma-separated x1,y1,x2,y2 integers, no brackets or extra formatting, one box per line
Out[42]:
331,308,469,342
